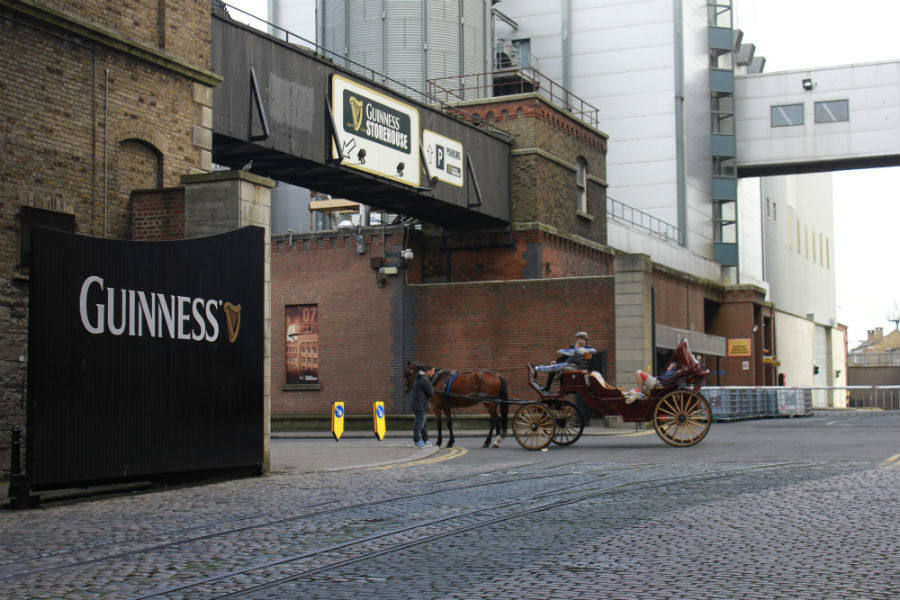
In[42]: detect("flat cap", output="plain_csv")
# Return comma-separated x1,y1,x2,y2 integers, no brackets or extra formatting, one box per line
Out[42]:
575,331,589,340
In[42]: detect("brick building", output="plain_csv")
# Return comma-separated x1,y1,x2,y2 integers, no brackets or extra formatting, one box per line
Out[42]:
266,95,771,423
0,0,219,475
1,2,778,479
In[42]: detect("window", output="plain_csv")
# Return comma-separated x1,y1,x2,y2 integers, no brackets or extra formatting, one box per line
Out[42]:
771,104,804,127
815,100,849,123
19,206,76,273
285,304,319,385
576,156,588,214
788,214,793,250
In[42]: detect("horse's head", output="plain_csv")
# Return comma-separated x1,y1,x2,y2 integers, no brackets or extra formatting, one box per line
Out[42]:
402,360,419,393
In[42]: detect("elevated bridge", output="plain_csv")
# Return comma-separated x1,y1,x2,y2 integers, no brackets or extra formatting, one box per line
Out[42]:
736,61,900,177
210,14,511,228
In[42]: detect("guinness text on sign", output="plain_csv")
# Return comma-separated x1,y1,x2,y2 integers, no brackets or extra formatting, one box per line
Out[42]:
343,90,411,154
330,74,420,187
78,275,242,343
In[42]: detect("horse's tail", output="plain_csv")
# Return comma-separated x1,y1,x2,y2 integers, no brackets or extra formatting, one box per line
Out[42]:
498,374,509,424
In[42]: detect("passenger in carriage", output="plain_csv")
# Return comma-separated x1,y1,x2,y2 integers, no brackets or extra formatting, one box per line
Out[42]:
625,361,678,404
533,331,597,392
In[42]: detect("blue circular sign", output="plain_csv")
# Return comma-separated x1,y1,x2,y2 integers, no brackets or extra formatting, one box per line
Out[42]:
334,405,344,418
376,405,385,418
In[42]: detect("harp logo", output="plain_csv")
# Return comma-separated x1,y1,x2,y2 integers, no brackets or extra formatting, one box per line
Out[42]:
348,95,364,132
223,302,242,343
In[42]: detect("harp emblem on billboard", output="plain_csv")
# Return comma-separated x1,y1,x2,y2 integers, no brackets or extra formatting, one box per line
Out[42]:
349,95,364,132
224,302,242,343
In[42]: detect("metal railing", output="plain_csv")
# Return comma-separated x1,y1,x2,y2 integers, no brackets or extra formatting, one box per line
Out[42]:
703,386,900,421
607,197,684,244
427,67,600,129
848,352,900,366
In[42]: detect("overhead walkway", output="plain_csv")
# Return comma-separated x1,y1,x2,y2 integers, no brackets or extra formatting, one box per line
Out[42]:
735,60,900,177
210,12,511,228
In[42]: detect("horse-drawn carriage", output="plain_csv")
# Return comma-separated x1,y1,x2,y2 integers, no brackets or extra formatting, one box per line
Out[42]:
403,339,712,451
528,338,713,449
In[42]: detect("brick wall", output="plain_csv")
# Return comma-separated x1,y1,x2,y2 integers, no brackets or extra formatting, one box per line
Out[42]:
270,228,616,416
652,268,720,332
0,1,214,476
270,230,407,417
462,96,608,244
409,276,616,407
34,1,210,65
422,228,612,282
132,187,185,240
709,287,767,386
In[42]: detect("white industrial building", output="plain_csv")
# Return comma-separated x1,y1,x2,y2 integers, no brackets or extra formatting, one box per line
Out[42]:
257,0,900,403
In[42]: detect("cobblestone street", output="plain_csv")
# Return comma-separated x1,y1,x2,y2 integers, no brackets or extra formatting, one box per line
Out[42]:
2,411,899,599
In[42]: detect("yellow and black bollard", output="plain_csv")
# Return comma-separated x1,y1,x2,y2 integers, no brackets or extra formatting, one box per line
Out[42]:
331,401,344,441
372,401,386,441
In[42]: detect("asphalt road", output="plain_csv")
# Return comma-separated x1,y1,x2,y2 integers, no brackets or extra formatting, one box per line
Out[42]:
2,410,898,599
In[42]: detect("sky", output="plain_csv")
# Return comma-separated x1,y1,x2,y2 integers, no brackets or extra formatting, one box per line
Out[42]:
224,0,900,346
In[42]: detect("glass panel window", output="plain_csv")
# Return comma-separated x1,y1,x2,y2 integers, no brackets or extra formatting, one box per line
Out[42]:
576,157,588,214
815,100,849,123
286,304,319,384
771,104,804,127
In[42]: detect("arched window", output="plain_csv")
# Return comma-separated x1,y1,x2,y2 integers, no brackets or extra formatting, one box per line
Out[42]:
576,156,588,214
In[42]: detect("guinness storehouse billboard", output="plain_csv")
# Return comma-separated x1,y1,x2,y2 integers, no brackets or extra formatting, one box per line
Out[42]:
26,227,264,489
331,73,421,188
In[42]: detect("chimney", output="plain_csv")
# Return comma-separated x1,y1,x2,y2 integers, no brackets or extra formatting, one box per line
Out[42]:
867,328,884,344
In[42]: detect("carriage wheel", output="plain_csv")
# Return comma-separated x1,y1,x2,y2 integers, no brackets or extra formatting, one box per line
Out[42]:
652,389,712,447
512,403,556,451
545,398,585,446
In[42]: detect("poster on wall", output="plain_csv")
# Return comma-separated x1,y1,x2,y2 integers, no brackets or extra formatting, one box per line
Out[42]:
423,129,464,187
286,304,319,384
330,73,420,188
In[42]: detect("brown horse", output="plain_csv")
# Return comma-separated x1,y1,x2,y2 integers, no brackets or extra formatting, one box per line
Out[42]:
403,360,510,448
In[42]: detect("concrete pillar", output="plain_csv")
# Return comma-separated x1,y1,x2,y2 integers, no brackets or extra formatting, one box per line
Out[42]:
614,253,654,387
181,170,275,473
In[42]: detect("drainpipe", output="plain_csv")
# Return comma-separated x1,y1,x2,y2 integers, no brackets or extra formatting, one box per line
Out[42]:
673,0,686,246
104,67,109,238
561,0,570,93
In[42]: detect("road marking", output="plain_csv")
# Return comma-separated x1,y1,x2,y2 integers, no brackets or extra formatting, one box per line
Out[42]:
878,453,900,468
374,447,468,470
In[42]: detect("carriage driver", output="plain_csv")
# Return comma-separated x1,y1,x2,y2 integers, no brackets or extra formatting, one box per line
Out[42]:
533,331,597,392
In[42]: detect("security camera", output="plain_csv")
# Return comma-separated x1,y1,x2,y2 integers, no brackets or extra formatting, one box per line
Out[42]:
400,248,414,261
397,162,405,176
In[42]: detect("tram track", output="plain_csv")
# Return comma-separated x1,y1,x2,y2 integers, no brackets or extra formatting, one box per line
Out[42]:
124,460,832,600
0,459,608,579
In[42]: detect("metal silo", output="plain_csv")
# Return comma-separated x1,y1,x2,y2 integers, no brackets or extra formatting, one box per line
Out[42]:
316,0,491,100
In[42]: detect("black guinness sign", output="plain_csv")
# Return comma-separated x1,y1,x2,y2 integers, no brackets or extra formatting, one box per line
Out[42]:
26,227,264,488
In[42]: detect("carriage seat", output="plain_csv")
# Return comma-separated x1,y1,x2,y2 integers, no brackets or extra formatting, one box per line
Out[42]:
589,371,618,392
